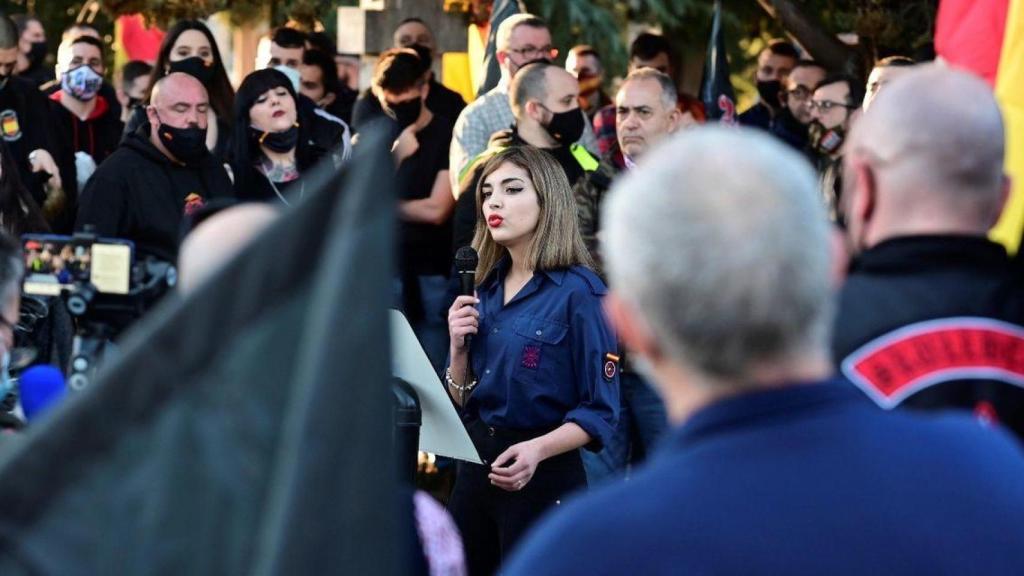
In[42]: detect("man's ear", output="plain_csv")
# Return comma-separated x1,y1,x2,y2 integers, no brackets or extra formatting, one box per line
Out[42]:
990,173,1012,228
849,159,877,227
665,107,683,134
524,99,542,123
496,50,508,67
603,291,661,361
843,156,877,252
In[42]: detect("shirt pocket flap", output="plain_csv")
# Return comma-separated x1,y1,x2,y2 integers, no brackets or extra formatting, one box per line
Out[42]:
514,316,568,345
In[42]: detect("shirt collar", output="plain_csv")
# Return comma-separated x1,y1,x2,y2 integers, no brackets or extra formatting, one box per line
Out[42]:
623,154,638,171
663,377,860,450
850,235,1009,275
479,256,566,290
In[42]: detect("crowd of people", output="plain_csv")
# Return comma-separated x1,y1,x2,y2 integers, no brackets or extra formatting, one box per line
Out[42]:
0,7,1019,575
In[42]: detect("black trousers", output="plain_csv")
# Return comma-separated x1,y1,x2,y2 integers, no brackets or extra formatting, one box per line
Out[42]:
448,420,587,576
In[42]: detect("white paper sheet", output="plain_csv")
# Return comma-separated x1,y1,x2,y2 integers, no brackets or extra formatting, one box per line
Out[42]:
390,310,482,464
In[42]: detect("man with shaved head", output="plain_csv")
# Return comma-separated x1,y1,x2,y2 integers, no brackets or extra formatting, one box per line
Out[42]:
76,72,233,262
832,65,1024,439
452,61,613,260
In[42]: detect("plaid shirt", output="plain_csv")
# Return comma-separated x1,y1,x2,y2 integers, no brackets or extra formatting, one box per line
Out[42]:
592,104,618,156
449,80,600,189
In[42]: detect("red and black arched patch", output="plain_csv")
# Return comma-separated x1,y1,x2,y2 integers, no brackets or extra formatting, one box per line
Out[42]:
841,317,1024,409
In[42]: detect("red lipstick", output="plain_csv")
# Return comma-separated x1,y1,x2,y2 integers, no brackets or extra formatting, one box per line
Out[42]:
487,214,504,228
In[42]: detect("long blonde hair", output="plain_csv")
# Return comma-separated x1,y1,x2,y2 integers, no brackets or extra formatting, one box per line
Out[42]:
472,146,594,281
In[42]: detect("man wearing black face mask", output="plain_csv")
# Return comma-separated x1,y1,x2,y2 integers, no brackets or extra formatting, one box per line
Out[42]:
454,62,614,263
76,73,233,262
117,60,152,124
12,15,51,88
738,40,798,131
372,48,457,371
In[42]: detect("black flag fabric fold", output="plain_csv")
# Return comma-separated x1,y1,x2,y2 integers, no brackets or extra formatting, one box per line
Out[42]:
477,0,524,98
0,123,399,575
700,0,738,125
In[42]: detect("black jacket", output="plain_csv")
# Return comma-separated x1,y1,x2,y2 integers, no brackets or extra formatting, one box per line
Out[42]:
49,92,125,166
0,75,78,232
75,127,234,262
231,102,349,203
832,235,1024,439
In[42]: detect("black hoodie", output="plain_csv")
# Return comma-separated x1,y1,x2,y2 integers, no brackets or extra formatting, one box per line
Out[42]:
75,126,234,262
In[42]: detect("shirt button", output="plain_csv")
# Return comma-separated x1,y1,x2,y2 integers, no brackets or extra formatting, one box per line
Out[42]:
492,327,499,334
535,330,543,336
485,369,491,375
488,427,496,437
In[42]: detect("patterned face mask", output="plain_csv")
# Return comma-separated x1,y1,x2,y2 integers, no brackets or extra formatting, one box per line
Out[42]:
61,65,103,102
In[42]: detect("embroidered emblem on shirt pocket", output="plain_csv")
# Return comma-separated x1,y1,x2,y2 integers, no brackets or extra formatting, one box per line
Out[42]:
522,345,542,369
512,316,569,381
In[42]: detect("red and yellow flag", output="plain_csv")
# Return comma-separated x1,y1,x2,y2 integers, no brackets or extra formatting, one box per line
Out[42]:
937,0,1024,253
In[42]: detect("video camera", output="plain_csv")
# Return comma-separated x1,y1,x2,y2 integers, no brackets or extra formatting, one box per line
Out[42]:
21,228,177,389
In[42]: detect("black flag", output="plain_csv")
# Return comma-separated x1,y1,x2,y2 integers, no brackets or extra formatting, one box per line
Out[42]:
700,0,738,125
0,124,400,575
477,0,524,98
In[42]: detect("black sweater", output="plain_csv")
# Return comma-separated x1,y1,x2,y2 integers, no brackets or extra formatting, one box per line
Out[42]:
75,127,234,262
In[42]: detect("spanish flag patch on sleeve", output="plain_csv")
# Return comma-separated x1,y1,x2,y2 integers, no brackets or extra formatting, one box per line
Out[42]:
603,353,620,381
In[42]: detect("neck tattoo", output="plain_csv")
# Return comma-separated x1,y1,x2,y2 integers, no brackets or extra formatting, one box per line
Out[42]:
258,155,299,184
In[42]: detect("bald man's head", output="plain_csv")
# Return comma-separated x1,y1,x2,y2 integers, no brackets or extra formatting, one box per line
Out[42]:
842,64,1008,250
147,72,210,159
178,203,281,294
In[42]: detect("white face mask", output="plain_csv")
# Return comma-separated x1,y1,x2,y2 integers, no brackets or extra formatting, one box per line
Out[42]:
273,65,301,93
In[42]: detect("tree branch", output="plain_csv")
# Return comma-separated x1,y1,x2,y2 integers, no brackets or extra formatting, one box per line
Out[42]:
755,0,867,79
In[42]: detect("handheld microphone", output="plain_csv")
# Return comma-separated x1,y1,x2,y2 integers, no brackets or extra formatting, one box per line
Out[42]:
19,365,67,422
454,246,479,347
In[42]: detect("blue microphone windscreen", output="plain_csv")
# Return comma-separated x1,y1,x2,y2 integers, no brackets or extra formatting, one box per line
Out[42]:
20,365,67,421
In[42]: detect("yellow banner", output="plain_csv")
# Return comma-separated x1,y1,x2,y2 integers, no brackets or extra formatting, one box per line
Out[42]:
991,0,1024,253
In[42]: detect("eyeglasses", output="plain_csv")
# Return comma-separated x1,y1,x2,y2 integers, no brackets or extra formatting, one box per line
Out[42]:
785,86,813,101
809,99,857,112
507,45,558,61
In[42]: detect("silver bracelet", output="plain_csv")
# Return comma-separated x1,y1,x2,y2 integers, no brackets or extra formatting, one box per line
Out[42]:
445,367,477,392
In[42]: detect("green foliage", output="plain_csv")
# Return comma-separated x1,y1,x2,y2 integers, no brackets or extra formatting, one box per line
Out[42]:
523,0,935,105
0,0,115,70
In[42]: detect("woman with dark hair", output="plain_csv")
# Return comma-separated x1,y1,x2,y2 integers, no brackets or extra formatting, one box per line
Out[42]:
445,146,619,575
230,68,348,204
124,20,234,159
0,141,49,237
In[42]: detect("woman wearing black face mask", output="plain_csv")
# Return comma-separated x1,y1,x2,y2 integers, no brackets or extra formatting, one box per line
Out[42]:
123,20,235,159
229,69,348,204
371,48,456,371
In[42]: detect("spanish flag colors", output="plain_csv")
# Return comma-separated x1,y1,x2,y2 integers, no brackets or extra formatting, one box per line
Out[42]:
936,0,1024,253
